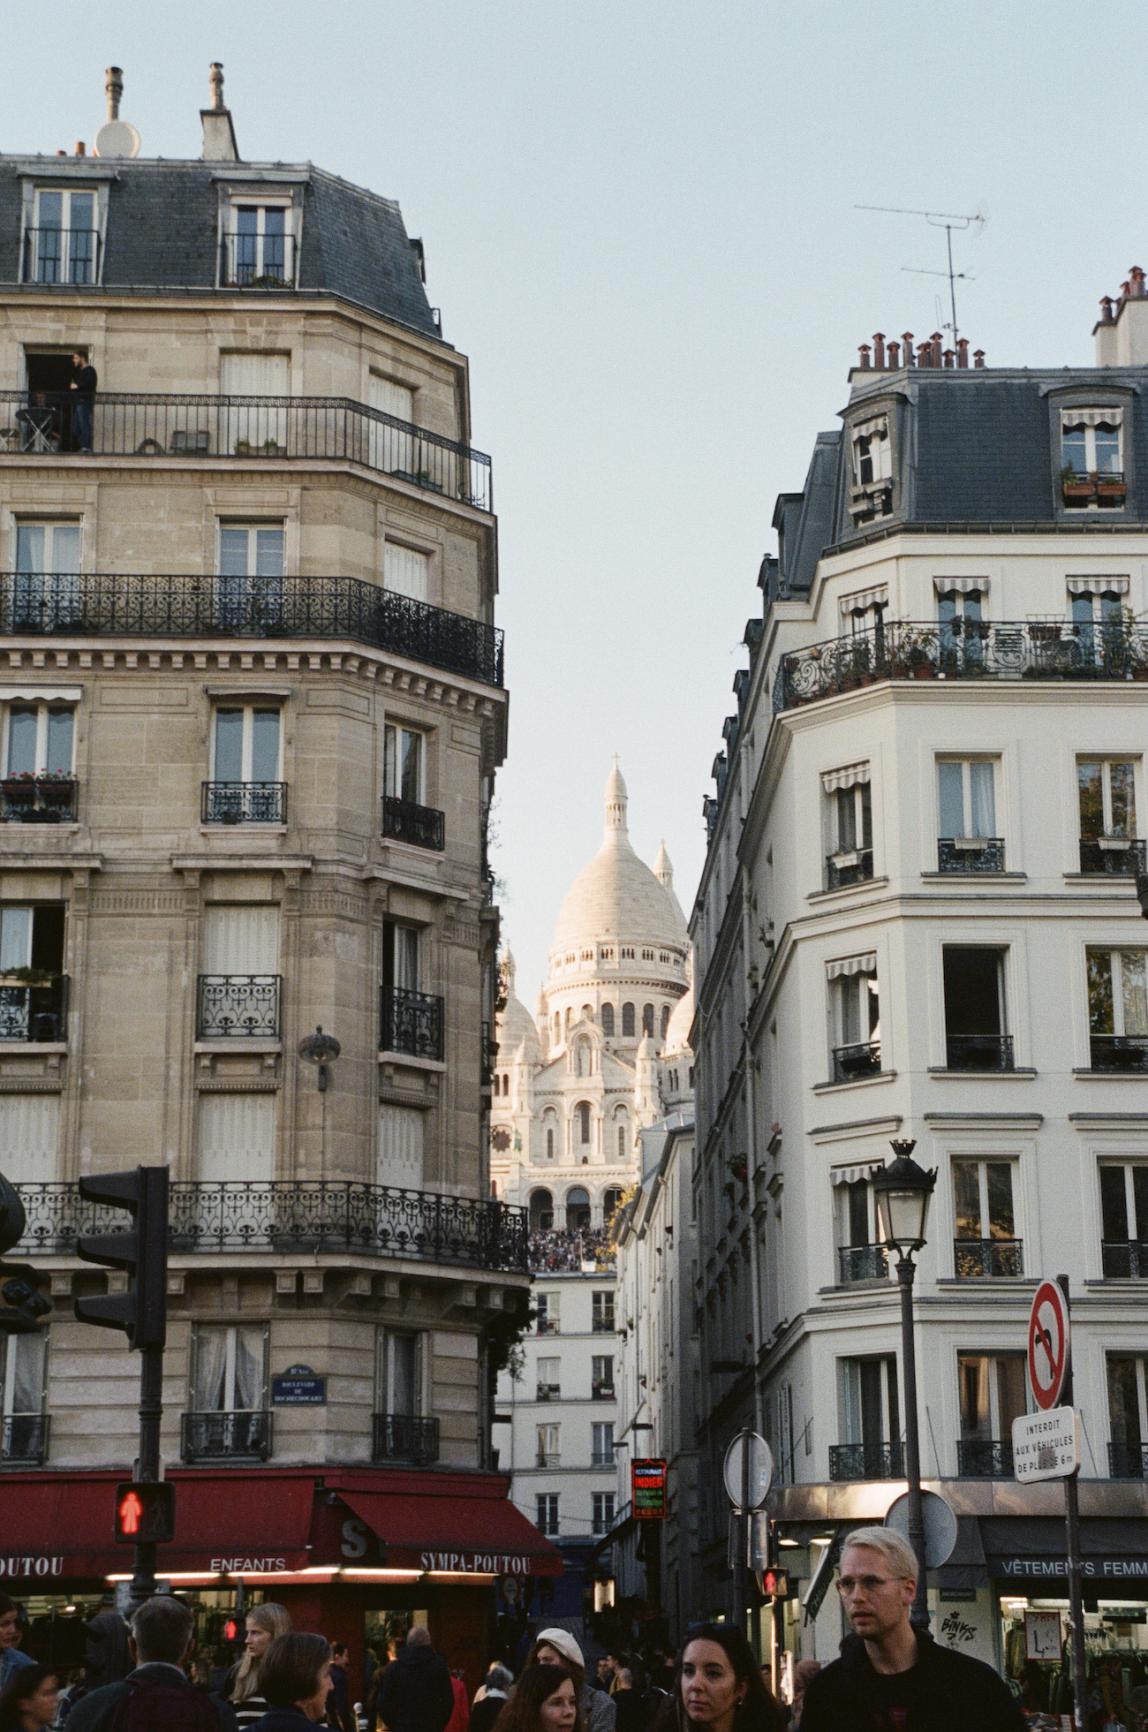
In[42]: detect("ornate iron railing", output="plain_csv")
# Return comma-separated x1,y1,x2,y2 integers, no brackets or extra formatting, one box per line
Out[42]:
381,795,445,851
0,976,68,1042
22,228,101,286
14,1180,530,1272
938,837,1006,873
775,617,1148,711
1089,1034,1148,1072
1,1413,49,1464
825,848,874,890
201,781,287,825
954,1237,1024,1279
828,1442,904,1481
838,1244,889,1284
832,1040,882,1083
219,232,298,289
1109,1441,1148,1477
1102,1239,1148,1279
0,390,492,511
197,974,281,1039
957,1438,1015,1478
372,1412,440,1466
380,986,444,1060
181,1409,273,1463
945,1033,1015,1072
1079,837,1148,876
591,1380,615,1401
0,776,78,824
0,572,503,688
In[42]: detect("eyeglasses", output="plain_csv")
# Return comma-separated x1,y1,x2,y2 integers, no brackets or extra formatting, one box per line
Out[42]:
836,1575,897,1596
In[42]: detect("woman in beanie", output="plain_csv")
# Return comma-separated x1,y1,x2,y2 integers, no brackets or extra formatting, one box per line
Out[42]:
524,1632,615,1732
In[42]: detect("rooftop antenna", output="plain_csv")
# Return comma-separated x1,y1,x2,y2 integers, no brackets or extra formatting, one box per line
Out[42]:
856,204,984,351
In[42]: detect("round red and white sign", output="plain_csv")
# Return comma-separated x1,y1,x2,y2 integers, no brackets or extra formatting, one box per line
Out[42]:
1027,1280,1070,1411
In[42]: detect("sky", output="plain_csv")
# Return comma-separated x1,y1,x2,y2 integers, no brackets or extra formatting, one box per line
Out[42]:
4,1,1147,994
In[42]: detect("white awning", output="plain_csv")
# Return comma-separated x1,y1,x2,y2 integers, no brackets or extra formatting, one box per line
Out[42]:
821,762,871,793
852,413,888,439
839,586,888,617
825,953,877,981
830,1163,882,1187
933,576,989,597
0,686,83,702
1066,576,1129,596
1061,407,1124,429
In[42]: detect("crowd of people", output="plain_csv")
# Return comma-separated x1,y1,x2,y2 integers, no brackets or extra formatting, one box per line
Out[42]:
0,1528,1044,1732
527,1229,614,1273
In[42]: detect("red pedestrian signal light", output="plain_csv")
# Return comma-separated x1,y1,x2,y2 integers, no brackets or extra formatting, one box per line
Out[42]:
114,1481,175,1544
758,1566,790,1600
224,1619,240,1644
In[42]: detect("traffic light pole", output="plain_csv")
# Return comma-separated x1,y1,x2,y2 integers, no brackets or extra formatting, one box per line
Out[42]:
130,1340,164,1607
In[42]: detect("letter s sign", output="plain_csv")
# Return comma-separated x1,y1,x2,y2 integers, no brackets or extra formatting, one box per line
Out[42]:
341,1518,369,1560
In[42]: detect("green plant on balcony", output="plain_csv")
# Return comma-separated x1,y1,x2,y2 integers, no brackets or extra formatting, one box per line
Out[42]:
1061,465,1097,503
0,966,56,987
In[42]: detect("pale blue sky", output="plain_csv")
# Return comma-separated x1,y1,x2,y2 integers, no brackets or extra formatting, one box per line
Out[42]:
5,2,1145,992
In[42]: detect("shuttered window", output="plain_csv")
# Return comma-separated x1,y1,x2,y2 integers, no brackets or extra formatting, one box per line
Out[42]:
201,906,279,974
0,1094,59,1181
377,1104,425,1190
384,543,429,602
197,1092,275,1183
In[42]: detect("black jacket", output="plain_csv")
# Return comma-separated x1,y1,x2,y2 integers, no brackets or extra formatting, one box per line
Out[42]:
799,1631,1026,1732
249,1713,314,1732
67,1663,239,1732
376,1644,454,1732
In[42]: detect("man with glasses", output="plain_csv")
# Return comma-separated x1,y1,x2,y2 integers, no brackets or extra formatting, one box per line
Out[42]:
800,1526,1025,1731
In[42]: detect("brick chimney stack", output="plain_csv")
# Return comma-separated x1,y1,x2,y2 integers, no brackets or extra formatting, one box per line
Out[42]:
201,61,240,162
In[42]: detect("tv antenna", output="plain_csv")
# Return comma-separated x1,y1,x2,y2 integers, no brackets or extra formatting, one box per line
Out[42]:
856,204,985,352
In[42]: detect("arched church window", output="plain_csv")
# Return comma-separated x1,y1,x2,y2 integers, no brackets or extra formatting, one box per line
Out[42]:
492,1074,500,1097
622,1003,635,1037
530,1187,554,1231
546,1128,554,1159
582,1004,593,1022
617,1124,627,1160
642,1003,654,1036
604,1186,623,1219
566,1185,591,1230
601,1003,615,1036
660,1004,671,1040
577,1101,592,1143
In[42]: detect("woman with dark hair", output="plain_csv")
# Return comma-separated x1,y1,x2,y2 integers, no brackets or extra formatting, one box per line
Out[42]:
0,1663,59,1732
523,1632,612,1732
250,1633,332,1729
492,1665,580,1732
659,1626,784,1732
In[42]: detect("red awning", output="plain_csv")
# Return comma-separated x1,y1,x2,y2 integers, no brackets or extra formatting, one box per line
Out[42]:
334,1483,563,1577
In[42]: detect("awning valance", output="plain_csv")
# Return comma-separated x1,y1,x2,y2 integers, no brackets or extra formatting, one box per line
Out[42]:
821,763,870,793
839,587,888,617
852,413,888,439
0,686,83,702
830,1163,881,1187
1061,407,1124,429
825,953,877,980
1067,576,1129,596
933,577,989,597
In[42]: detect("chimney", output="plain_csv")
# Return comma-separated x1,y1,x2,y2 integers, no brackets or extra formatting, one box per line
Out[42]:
957,337,969,368
74,141,86,157
1100,296,1114,325
858,343,872,370
1132,265,1146,298
873,332,886,369
973,349,985,369
200,61,240,162
902,332,915,368
886,340,900,367
917,340,930,367
930,332,943,367
105,66,123,121
943,348,954,369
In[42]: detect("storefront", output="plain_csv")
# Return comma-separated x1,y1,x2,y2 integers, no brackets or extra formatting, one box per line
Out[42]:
0,1467,562,1694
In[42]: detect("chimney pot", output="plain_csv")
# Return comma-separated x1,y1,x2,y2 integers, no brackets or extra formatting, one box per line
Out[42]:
873,332,886,368
209,62,225,112
55,149,66,158
74,141,86,157
1100,295,1114,324
105,66,123,122
973,349,986,369
887,340,900,367
943,348,954,368
917,341,931,367
1121,280,1131,300
902,332,915,368
957,337,970,368
1133,266,1146,295
858,344,872,369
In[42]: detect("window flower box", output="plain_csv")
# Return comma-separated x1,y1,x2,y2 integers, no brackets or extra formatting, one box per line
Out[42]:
1,776,36,806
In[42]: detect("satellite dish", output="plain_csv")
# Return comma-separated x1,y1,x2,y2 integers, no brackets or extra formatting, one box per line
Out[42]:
94,119,140,159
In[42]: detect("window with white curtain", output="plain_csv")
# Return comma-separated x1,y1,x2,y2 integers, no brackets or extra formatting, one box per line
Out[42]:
0,1094,59,1182
13,522,81,628
201,906,279,976
827,955,880,1080
3,702,74,777
383,724,425,804
384,543,430,603
196,1092,275,1183
191,1323,267,1414
1,1331,46,1458
219,352,290,454
937,759,997,839
377,1327,423,1416
212,706,282,785
369,374,416,475
377,1104,425,1189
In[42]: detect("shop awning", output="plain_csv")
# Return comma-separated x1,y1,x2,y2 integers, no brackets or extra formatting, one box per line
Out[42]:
334,1483,563,1577
982,1517,1148,1586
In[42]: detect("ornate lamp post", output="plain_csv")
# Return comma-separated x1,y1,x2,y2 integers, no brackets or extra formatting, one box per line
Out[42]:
872,1138,937,1631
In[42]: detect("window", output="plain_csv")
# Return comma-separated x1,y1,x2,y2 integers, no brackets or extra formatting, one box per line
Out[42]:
225,203,292,286
1,1331,46,1464
833,1170,887,1284
1061,410,1125,507
219,352,290,454
833,1355,901,1480
1,700,77,823
28,188,98,284
849,415,893,521
827,955,880,1082
1100,1163,1148,1278
197,1093,275,1184
592,1291,615,1334
198,905,281,1041
600,1003,615,1037
591,1420,614,1467
385,543,430,603
377,1328,423,1416
958,1353,1027,1475
535,1493,559,1537
0,1094,59,1181
1069,586,1128,670
530,1188,554,1231
1078,759,1141,875
952,1158,1021,1277
0,905,66,1042
1087,948,1148,1071
208,705,283,824
217,523,285,628
642,1004,655,1037
377,1104,425,1190
604,1186,623,1218
660,1004,671,1040
187,1324,269,1460
622,1003,635,1037
942,946,1012,1071
536,1421,560,1467
936,759,1001,871
576,1103,592,1147
12,522,81,628
617,1123,627,1160
384,724,426,805
382,919,421,992
566,1186,590,1230
592,1355,614,1399
536,1356,560,1400
369,374,417,475
535,1293,560,1335
822,765,872,889
592,1492,615,1536
1108,1356,1148,1476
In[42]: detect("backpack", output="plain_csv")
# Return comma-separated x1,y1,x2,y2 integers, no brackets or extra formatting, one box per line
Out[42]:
108,1677,224,1732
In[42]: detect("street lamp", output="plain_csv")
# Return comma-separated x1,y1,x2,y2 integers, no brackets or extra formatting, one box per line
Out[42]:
872,1138,937,1632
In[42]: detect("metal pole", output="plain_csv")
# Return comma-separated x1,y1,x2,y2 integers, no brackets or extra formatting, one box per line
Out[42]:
897,1256,929,1630
1057,1274,1087,1732
732,1429,751,1640
131,1340,163,1608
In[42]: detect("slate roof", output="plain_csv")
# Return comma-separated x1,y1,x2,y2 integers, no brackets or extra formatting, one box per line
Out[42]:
0,157,440,340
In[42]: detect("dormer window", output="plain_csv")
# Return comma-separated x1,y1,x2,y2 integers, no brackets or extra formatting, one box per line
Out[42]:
25,188,100,286
221,200,296,288
849,413,893,522
1061,409,1125,509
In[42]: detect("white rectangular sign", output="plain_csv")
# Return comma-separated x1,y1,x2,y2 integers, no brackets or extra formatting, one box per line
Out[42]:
1012,1406,1079,1482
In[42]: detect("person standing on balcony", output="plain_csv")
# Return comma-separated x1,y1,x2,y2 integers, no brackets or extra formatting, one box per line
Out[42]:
68,353,97,452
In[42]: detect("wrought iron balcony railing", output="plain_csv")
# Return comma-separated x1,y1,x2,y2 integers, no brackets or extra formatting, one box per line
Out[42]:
832,1039,882,1083
945,1033,1015,1072
1102,1239,1148,1279
825,848,874,890
591,1381,615,1401
202,781,287,825
181,1409,272,1463
0,975,68,1042
0,775,78,824
536,1317,560,1335
219,232,297,289
536,1384,560,1402
838,1244,889,1284
957,1438,1015,1478
15,1179,530,1272
536,1451,560,1468
1079,836,1148,876
828,1442,904,1481
1109,1441,1148,1478
774,617,1148,711
1,1413,49,1465
1089,1034,1148,1073
372,1413,440,1466
937,837,1006,873
591,1313,616,1335
380,986,445,1061
22,227,101,285
381,795,445,851
954,1237,1024,1279
197,974,282,1039
0,390,492,511
0,572,503,689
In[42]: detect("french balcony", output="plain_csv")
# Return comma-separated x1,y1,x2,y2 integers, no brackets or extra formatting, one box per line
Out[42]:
592,1314,615,1335
536,1384,560,1402
1089,1035,1148,1074
1109,1441,1148,1478
832,1039,882,1083
380,986,444,1061
536,1318,560,1336
1079,836,1147,876
1062,469,1127,509
1102,1240,1148,1279
0,774,78,824
0,572,504,689
825,847,874,890
219,231,297,289
15,1179,530,1273
372,1413,440,1467
202,781,287,825
954,1237,1024,1279
591,1452,614,1469
0,390,492,512
181,1409,272,1463
592,1381,615,1401
0,974,68,1042
957,1438,1015,1478
1,1413,49,1465
22,227,101,286
381,794,445,851
838,1244,889,1284
828,1441,904,1481
775,616,1148,711
945,1033,1015,1072
937,837,1006,873
196,974,282,1040
536,1451,560,1468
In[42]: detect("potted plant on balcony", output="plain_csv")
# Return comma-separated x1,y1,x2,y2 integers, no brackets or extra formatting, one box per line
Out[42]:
1061,465,1096,504
35,771,74,809
0,965,55,988
1096,472,1127,503
0,771,36,808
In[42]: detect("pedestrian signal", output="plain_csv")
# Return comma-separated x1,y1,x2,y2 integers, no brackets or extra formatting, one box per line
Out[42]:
758,1566,790,1600
114,1481,175,1544
224,1618,240,1644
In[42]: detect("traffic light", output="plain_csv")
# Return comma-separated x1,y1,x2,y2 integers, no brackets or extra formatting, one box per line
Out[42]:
114,1481,175,1544
758,1566,790,1601
223,1618,240,1645
75,1167,169,1350
0,1172,51,1335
